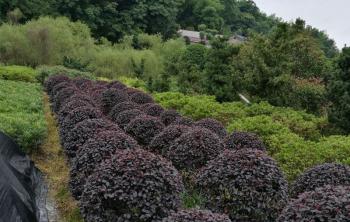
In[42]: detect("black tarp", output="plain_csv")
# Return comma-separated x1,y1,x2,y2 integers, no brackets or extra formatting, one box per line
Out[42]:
0,131,49,222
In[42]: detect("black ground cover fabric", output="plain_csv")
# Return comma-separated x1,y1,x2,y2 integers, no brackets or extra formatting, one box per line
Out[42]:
0,131,48,222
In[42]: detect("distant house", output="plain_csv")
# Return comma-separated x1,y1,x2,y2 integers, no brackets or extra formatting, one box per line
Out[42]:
178,29,208,45
178,29,246,46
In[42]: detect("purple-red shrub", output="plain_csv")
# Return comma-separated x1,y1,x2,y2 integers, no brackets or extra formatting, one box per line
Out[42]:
194,118,227,139
144,104,165,117
125,115,165,145
171,117,194,127
101,88,129,114
124,87,144,96
63,118,120,159
130,92,155,104
108,81,127,90
72,77,92,90
80,149,185,222
58,99,94,125
114,109,144,130
224,131,266,152
165,127,225,170
194,149,288,221
53,86,80,113
277,186,350,222
108,102,140,122
148,125,191,155
59,106,103,142
69,130,139,200
44,75,70,94
163,209,232,222
290,163,350,198
161,109,181,126
51,81,73,98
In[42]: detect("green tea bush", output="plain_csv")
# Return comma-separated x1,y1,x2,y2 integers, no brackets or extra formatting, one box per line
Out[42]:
0,65,38,83
0,80,46,152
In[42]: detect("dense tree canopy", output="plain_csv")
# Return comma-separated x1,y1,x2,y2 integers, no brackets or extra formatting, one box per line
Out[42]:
328,47,350,133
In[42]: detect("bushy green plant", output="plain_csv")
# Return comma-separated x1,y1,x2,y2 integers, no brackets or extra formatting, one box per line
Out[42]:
0,65,38,82
0,17,95,67
36,65,94,84
0,80,46,152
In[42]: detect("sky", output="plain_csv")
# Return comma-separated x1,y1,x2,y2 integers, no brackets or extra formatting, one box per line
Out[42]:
254,0,349,49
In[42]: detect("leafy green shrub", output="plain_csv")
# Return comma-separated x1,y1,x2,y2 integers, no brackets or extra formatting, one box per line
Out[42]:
37,65,94,84
0,65,38,82
0,80,46,152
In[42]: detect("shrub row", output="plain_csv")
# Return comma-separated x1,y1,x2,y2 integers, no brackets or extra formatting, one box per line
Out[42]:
45,76,186,221
0,80,46,152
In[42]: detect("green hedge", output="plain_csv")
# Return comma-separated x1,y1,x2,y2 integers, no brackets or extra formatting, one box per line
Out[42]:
0,80,46,153
0,65,38,83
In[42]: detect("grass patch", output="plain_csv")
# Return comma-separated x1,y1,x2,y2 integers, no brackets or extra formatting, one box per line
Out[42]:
0,80,46,153
32,94,83,222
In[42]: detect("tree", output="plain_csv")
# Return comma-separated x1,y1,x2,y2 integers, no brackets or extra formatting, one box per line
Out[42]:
56,0,183,42
203,38,239,101
328,47,350,133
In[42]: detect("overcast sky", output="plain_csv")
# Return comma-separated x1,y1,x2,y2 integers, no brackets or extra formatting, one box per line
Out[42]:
254,0,349,49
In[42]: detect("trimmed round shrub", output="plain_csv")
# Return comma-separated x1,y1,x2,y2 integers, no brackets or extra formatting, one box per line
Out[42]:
194,118,227,139
171,117,194,127
124,87,144,96
161,109,181,126
125,115,165,146
101,88,129,113
51,81,73,98
53,86,80,113
59,106,103,142
44,75,70,94
64,118,121,159
72,77,91,89
149,125,191,155
224,131,266,152
144,104,165,117
130,92,155,104
163,209,232,222
165,127,225,170
290,163,350,198
109,102,140,121
70,130,139,200
108,81,127,90
277,185,350,222
80,148,185,222
79,80,94,92
58,99,94,124
194,149,288,221
114,109,144,130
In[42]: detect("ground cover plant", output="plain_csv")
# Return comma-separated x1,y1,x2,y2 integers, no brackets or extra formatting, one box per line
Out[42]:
0,79,46,152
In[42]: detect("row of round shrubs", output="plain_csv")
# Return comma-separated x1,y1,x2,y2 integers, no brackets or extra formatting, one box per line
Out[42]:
45,76,187,221
45,75,350,221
